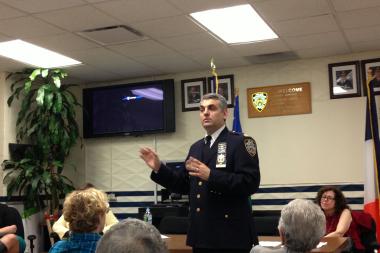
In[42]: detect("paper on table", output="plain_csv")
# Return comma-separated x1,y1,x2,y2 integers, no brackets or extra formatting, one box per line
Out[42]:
161,234,169,239
259,241,282,247
259,241,327,249
316,242,327,248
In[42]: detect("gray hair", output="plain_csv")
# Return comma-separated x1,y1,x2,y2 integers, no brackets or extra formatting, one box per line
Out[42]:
201,93,228,110
278,199,326,253
95,218,168,253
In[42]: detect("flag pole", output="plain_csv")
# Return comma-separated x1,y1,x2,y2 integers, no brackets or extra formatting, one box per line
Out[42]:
210,58,219,94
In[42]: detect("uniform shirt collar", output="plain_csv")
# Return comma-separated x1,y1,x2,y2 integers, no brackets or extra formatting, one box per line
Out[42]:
204,125,226,147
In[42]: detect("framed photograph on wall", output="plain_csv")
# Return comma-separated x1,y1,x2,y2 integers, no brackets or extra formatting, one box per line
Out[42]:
207,74,234,107
181,77,207,112
328,61,361,99
361,58,380,96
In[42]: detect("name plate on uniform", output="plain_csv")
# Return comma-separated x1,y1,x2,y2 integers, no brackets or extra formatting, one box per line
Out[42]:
247,82,311,118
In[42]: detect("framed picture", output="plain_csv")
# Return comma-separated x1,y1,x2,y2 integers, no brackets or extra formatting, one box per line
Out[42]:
361,58,380,96
328,61,361,99
181,77,207,112
207,74,234,107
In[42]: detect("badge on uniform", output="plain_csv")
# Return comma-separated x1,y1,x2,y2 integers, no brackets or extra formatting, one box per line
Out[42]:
244,136,257,157
216,142,227,168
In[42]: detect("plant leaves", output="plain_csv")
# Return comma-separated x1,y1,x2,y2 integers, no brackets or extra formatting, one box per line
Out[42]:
24,80,32,93
41,69,49,78
36,87,45,105
29,69,41,81
52,76,61,88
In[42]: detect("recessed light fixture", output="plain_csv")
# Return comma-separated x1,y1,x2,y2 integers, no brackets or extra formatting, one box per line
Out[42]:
0,39,81,68
190,4,278,44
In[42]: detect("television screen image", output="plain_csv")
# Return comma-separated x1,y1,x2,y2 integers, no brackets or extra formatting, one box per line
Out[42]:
83,79,175,138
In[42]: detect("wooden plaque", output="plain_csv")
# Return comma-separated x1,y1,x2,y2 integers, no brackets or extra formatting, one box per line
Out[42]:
247,82,311,118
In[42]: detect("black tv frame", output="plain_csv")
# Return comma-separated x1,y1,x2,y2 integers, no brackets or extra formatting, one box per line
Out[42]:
82,79,175,138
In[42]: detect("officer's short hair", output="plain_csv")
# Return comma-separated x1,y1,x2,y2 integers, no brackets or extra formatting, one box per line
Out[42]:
201,93,227,110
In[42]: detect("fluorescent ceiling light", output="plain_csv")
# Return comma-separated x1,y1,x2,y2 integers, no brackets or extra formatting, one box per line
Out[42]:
0,39,81,68
190,4,278,44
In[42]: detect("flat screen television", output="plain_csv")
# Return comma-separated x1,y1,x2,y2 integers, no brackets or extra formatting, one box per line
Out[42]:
83,79,175,138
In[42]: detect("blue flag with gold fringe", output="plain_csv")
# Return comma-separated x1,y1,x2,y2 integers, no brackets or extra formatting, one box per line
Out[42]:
232,90,242,133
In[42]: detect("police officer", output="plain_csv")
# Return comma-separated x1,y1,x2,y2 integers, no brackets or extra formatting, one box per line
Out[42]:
140,93,260,253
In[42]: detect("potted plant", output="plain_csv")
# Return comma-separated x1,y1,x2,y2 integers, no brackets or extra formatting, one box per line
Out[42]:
2,68,80,217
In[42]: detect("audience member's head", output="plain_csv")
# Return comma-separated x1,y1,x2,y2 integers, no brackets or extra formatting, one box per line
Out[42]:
278,199,325,253
77,182,95,190
96,218,168,253
63,188,109,233
315,186,349,215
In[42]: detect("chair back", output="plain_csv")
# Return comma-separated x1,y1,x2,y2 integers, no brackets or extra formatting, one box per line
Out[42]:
0,204,25,239
352,210,379,253
253,216,279,236
159,216,189,234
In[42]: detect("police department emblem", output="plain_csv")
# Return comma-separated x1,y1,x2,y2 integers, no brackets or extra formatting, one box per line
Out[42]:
244,137,257,157
251,92,268,112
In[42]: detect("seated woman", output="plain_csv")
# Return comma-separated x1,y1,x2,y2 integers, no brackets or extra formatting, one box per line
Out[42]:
52,183,118,239
315,186,364,252
49,188,109,253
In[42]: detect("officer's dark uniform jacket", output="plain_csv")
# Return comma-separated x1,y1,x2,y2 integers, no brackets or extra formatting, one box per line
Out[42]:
151,127,260,250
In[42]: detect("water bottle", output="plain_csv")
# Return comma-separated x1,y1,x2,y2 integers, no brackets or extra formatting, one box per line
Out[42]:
144,207,153,225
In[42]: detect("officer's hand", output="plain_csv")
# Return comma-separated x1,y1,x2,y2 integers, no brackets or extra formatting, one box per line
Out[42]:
186,157,210,181
139,147,161,172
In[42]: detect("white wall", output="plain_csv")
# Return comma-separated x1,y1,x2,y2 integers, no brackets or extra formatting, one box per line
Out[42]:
83,50,380,192
2,50,380,195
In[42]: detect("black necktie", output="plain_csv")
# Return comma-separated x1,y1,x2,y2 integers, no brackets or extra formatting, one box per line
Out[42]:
202,135,212,161
205,135,212,149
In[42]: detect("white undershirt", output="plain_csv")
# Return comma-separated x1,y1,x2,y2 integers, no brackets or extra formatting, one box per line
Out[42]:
204,125,226,148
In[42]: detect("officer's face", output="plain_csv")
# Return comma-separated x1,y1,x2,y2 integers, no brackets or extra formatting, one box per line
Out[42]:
199,99,228,134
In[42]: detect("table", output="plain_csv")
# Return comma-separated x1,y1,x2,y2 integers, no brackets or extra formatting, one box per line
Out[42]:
163,235,349,253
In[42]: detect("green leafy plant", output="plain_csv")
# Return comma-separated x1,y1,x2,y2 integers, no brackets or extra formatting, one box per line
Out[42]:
2,68,80,216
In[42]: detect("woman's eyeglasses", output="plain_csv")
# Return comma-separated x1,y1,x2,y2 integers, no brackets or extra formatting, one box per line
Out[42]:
321,195,335,201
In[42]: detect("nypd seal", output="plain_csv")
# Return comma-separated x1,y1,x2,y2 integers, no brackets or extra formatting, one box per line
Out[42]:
244,136,257,157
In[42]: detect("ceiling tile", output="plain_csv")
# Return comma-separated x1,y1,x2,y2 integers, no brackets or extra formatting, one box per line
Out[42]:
109,40,175,58
134,53,202,73
167,0,248,13
337,7,380,29
284,31,348,50
0,56,29,72
132,15,203,39
84,0,108,3
252,0,330,22
0,16,64,38
274,14,339,37
159,32,224,51
181,45,240,65
0,0,87,13
331,0,380,12
344,25,380,43
351,40,380,53
72,47,159,77
231,39,290,56
94,0,182,23
35,5,120,32
0,33,11,42
66,64,124,82
0,3,26,19
210,57,251,69
27,32,101,54
295,44,350,58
